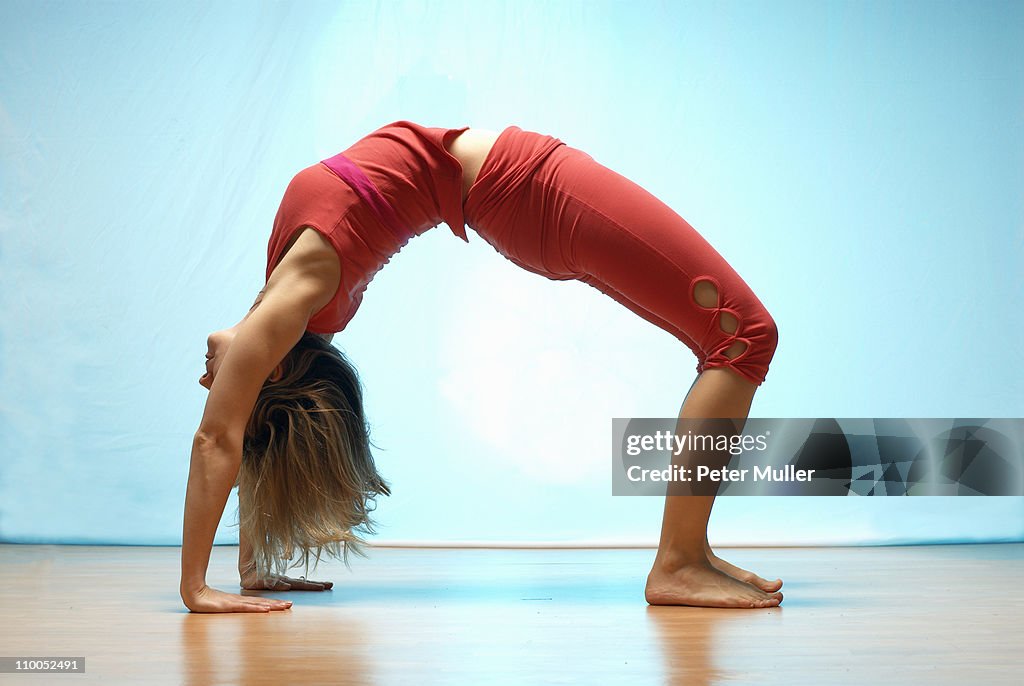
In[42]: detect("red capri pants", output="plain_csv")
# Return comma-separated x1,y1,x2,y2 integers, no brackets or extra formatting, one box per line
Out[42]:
463,126,779,386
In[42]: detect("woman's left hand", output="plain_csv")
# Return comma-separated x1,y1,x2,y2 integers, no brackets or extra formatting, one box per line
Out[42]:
240,572,333,591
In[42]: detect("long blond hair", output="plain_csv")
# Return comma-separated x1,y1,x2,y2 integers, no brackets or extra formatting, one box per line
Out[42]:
235,333,389,579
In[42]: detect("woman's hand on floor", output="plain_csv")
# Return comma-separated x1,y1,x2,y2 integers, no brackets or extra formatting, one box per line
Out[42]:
240,571,334,591
182,584,293,613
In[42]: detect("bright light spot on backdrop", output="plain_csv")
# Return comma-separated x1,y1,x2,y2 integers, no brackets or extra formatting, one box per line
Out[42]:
437,262,651,485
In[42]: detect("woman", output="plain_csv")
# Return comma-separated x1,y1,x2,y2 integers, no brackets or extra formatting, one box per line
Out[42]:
181,121,783,613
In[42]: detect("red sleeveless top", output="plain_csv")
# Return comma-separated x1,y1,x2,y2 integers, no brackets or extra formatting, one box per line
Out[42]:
265,120,470,334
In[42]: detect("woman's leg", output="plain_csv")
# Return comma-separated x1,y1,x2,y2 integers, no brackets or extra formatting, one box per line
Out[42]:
519,145,781,607
574,272,782,606
468,133,782,606
645,368,783,607
576,274,783,605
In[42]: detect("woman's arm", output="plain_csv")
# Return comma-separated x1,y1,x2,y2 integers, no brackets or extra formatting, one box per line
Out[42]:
180,246,340,612
181,433,282,612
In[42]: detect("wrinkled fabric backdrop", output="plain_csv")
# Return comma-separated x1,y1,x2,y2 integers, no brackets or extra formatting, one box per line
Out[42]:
1,0,1021,547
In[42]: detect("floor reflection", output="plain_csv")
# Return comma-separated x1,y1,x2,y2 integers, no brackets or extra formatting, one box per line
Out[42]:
181,606,372,685
647,604,783,685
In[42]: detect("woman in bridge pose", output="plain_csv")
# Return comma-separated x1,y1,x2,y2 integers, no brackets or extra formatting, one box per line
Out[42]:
181,120,783,613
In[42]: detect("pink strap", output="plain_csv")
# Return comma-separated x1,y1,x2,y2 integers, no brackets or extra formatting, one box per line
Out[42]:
320,153,407,238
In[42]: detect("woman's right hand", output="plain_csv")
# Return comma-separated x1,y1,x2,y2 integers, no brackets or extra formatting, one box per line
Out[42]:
182,584,293,613
240,570,334,592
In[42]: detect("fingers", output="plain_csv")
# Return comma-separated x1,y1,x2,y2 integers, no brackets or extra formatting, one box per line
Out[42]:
187,585,293,613
240,575,334,593
239,598,292,612
263,576,333,591
241,577,292,591
286,577,331,591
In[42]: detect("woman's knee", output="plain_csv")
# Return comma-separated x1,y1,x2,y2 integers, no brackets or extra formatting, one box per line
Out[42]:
757,311,780,363
716,308,778,364
690,276,778,382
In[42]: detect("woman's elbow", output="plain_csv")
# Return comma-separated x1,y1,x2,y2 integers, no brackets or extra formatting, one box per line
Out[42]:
192,430,243,464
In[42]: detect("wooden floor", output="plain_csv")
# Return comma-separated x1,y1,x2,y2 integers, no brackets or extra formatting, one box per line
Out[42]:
0,543,1020,685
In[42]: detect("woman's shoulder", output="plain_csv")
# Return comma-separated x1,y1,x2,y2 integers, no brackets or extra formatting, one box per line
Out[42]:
273,226,339,275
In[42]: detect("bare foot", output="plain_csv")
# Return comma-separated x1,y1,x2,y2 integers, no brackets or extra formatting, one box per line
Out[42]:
646,559,784,608
705,544,783,593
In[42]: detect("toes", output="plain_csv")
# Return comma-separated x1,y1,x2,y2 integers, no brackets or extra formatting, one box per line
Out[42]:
741,572,781,593
743,586,784,609
743,591,769,606
745,574,767,588
714,558,782,593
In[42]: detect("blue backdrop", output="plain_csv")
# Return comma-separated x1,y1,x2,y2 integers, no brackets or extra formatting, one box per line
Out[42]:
1,0,1021,547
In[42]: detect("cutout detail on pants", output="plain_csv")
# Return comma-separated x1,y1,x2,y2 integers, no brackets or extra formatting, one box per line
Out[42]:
691,277,750,361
